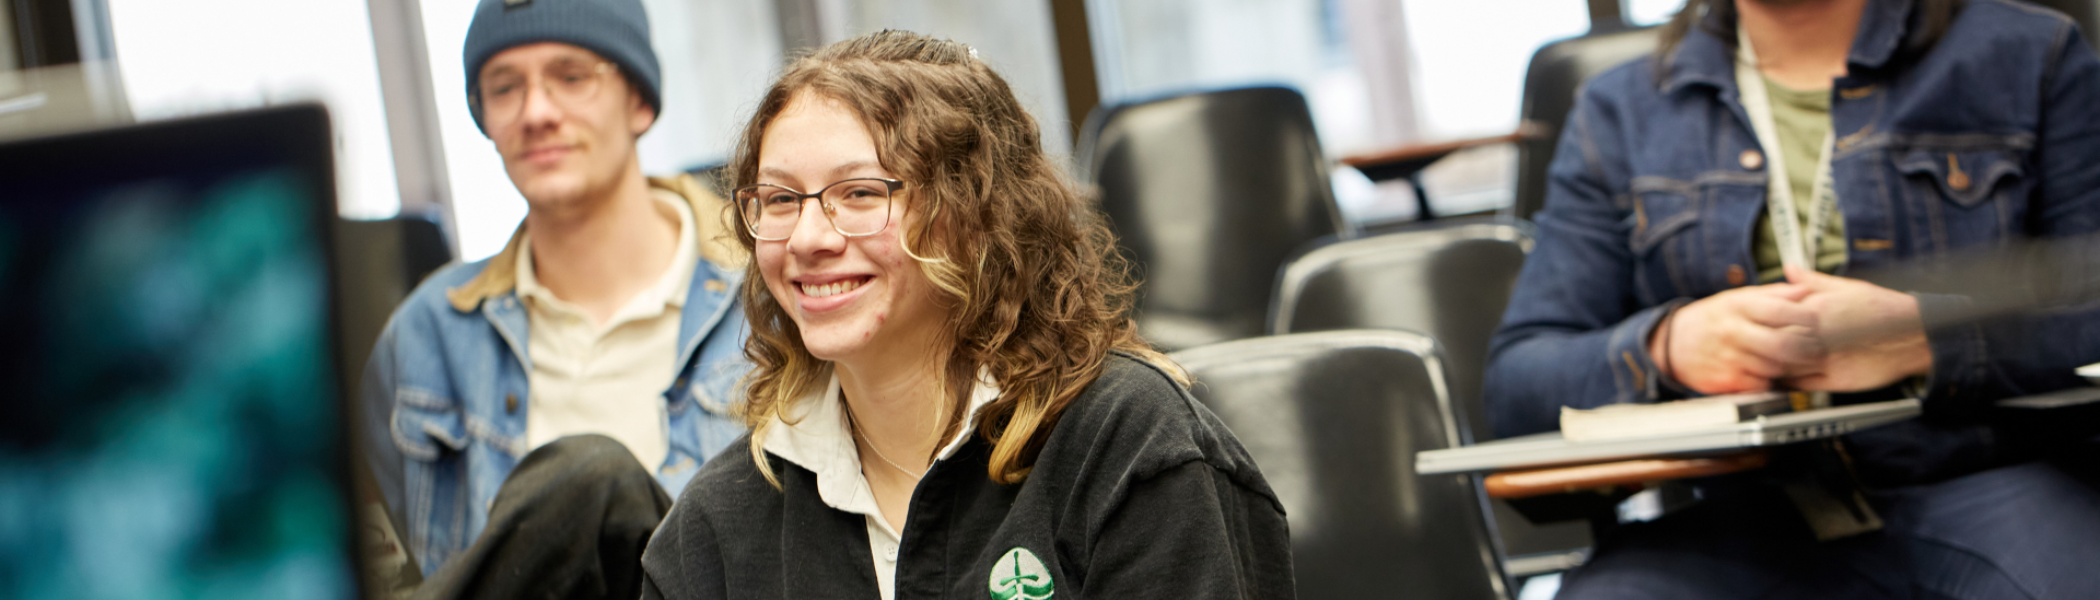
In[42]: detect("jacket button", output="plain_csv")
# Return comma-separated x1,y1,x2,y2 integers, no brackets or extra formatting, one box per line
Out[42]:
1739,149,1764,170
1726,264,1747,286
704,279,726,292
1946,154,1970,191
674,377,687,390
505,393,519,413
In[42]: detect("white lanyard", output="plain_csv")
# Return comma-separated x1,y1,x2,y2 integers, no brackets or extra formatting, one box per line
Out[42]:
1736,27,1840,272
1737,29,1840,408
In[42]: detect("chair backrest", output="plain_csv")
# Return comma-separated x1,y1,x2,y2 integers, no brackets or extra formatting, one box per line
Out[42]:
334,214,454,400
1079,86,1349,351
2028,0,2100,50
1172,331,1509,600
1513,27,1659,221
1271,219,1532,443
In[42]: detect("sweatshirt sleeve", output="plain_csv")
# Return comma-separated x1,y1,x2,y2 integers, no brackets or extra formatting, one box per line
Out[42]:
1081,461,1296,600
1916,21,2100,411
640,502,728,600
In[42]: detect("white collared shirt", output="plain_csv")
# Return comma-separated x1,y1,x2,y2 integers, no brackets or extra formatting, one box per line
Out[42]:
516,188,699,473
761,368,1002,600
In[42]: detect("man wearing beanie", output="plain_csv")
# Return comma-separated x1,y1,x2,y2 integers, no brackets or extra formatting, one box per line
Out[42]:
357,0,750,596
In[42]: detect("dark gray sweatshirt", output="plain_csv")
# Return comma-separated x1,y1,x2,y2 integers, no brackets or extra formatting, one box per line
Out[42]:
640,353,1296,599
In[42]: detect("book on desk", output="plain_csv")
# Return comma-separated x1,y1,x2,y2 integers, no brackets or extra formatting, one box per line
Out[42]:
1559,392,1794,442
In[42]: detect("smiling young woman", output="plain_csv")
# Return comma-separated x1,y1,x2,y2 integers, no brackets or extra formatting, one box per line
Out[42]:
639,30,1296,600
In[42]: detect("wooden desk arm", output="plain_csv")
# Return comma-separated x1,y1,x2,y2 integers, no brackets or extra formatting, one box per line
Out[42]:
1337,121,1548,174
1483,451,1768,499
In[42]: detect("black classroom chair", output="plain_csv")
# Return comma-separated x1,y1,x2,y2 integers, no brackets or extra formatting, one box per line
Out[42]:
1509,26,1660,220
334,213,454,399
1266,220,1590,574
1078,86,1352,351
1336,26,1657,223
2030,0,2100,51
1172,330,1510,600
1270,220,1533,444
1300,26,1656,565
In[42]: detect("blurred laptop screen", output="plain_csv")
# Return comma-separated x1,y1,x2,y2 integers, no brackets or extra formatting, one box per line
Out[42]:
0,105,357,599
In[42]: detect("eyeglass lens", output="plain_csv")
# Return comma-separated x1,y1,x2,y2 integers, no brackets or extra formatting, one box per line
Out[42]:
478,60,610,124
737,179,897,239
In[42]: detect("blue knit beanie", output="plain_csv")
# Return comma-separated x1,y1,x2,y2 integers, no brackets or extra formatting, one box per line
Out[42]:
462,0,661,135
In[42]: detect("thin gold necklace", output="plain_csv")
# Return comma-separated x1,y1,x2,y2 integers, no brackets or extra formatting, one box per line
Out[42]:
844,403,927,481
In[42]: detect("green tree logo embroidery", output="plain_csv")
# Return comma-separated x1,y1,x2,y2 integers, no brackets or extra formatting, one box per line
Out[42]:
988,547,1054,600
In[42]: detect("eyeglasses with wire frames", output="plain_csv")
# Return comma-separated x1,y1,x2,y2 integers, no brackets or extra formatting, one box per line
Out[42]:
735,178,907,241
474,59,619,127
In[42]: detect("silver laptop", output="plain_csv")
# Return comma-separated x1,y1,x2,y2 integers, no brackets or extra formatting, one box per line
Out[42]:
1414,398,1921,475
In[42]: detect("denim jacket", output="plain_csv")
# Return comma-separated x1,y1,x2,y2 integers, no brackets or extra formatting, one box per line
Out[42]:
1486,0,2100,481
359,176,753,574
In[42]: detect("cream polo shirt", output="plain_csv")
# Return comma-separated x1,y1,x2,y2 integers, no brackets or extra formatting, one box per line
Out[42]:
515,188,699,472
760,369,1001,600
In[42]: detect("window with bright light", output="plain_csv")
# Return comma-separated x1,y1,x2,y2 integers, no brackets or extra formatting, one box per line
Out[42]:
1399,0,1589,140
106,0,402,220
1089,0,1368,154
828,0,1074,157
1628,0,1687,26
1389,0,1590,218
1082,0,1592,222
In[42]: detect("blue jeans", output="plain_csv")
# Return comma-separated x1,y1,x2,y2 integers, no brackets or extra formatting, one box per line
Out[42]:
1557,460,2100,600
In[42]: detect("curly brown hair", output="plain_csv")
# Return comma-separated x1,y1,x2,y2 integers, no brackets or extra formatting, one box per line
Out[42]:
725,29,1184,486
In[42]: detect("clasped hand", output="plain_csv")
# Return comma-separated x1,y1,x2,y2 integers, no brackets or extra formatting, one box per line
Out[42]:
1650,265,1934,395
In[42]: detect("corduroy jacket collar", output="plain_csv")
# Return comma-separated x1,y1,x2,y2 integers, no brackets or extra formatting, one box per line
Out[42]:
446,173,744,312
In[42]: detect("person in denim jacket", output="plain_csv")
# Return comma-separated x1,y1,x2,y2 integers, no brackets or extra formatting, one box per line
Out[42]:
357,0,750,581
1487,0,2100,597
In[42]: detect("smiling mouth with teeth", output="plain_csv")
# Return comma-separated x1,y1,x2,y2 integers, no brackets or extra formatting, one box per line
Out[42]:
800,277,868,298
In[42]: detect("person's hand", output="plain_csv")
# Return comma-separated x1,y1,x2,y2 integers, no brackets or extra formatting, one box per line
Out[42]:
1651,282,1824,395
1779,265,1934,392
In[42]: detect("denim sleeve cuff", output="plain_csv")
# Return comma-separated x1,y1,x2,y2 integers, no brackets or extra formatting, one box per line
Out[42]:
1606,298,1693,404
1912,291,1988,406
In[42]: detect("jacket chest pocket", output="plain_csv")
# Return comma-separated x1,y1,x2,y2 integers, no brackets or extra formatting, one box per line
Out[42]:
1628,183,1703,304
391,388,467,462
1894,148,2029,249
674,356,752,418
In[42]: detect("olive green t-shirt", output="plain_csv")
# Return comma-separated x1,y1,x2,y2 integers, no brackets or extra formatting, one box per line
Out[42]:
1751,74,1849,283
